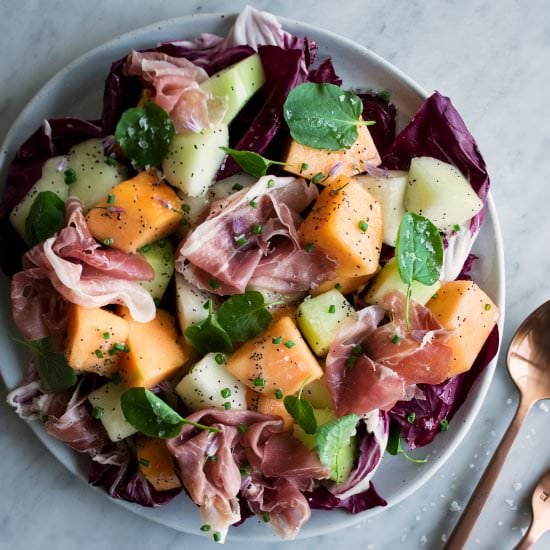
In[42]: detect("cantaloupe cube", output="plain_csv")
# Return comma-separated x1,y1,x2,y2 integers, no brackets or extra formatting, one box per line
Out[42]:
283,124,381,183
136,436,182,491
86,171,183,253
257,395,294,431
426,280,499,377
299,177,383,294
116,307,189,388
225,313,323,398
65,304,129,376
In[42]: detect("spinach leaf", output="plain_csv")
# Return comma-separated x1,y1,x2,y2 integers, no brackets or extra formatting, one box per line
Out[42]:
25,191,66,246
16,337,77,392
115,101,175,167
395,212,443,328
315,414,360,480
120,387,220,438
283,83,373,151
387,422,427,464
283,395,317,434
185,300,233,355
220,148,286,178
217,291,272,342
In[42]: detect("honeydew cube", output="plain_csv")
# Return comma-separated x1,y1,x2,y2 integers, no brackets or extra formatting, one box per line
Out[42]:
88,382,137,442
404,156,483,230
175,353,248,412
302,377,334,410
175,274,213,345
137,240,174,301
296,290,357,356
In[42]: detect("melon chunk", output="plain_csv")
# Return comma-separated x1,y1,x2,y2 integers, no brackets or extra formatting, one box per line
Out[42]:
257,395,294,431
299,177,383,294
136,436,182,491
302,377,333,410
296,289,357,356
354,171,407,246
162,124,229,197
225,313,323,397
175,274,213,345
426,280,499,376
137,239,174,301
86,171,183,253
405,156,483,230
364,257,441,306
175,353,247,411
88,382,137,442
200,54,266,124
65,304,129,376
283,124,381,183
117,307,189,388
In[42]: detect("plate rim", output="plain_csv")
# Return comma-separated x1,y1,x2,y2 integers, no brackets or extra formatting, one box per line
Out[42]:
0,10,506,542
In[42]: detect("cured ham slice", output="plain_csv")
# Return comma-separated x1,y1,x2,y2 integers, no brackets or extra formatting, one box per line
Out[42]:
11,198,156,341
167,408,327,541
176,176,335,295
124,50,226,133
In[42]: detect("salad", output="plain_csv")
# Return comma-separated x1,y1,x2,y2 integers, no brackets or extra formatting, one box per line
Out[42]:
2,6,500,543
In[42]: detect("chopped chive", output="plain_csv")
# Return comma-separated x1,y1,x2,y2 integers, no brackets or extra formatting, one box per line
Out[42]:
105,157,117,167
140,244,152,253
94,349,104,359
249,200,258,208
352,345,363,354
274,388,283,400
284,340,295,349
223,402,231,410
215,354,225,365
107,194,115,204
334,282,342,290
391,334,401,344
453,224,461,232
432,292,439,299
252,223,263,235
234,234,247,247
345,356,358,368
113,342,127,352
439,418,449,432
182,203,191,213
253,377,265,387
220,387,231,398
262,512,271,523
91,406,104,419
157,240,166,248
138,457,150,467
232,183,244,191
213,532,222,543
328,304,336,314
304,242,314,253
239,466,249,476
300,162,309,173
200,524,211,532
484,303,492,311
267,179,275,188
272,336,282,345
111,372,121,384
103,237,114,246
103,332,110,340
209,278,220,290
203,301,210,309
407,412,416,423
358,220,369,232
238,423,248,433
312,172,325,184
64,168,77,185
108,347,118,356
207,455,217,462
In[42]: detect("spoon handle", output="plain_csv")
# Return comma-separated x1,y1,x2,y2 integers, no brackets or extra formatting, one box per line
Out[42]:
514,523,540,550
445,398,532,549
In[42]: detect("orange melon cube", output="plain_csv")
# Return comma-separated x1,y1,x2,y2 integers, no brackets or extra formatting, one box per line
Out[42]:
225,313,323,398
65,304,129,376
257,396,294,431
136,436,182,491
116,307,189,388
426,280,499,376
86,171,183,253
299,177,383,294
283,124,381,183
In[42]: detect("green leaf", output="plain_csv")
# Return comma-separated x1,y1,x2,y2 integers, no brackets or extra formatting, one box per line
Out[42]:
185,300,233,355
220,148,286,178
115,101,175,167
25,191,66,246
283,395,317,434
387,422,427,464
283,83,372,151
217,291,272,343
121,387,219,438
16,337,77,392
315,414,359,480
395,212,443,328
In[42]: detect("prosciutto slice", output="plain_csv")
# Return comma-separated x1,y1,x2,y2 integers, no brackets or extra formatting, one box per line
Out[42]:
326,293,453,416
124,50,226,133
167,408,328,541
176,176,335,295
11,197,156,341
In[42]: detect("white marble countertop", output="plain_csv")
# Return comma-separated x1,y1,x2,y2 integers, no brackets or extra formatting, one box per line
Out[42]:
1,1,550,549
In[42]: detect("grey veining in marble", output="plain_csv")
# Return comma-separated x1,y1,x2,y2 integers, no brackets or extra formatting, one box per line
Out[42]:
1,0,550,549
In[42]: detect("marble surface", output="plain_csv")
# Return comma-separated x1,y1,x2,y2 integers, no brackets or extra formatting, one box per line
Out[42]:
1,0,550,549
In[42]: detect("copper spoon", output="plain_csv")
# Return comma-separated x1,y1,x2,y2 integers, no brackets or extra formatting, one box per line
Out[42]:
515,471,550,549
446,300,550,549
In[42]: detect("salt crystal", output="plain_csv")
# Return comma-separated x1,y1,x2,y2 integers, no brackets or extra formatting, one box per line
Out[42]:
474,453,478,459
440,493,446,499
521,527,527,536
506,398,513,405
486,450,491,456
449,500,462,512
441,534,448,543
513,482,523,492
469,463,475,469
539,402,549,413
419,535,427,545
505,499,515,507
497,520,503,527
416,514,421,521
475,538,481,545
422,506,428,512
490,430,496,437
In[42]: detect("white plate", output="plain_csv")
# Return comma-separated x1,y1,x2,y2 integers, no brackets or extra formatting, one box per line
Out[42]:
0,12,505,542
